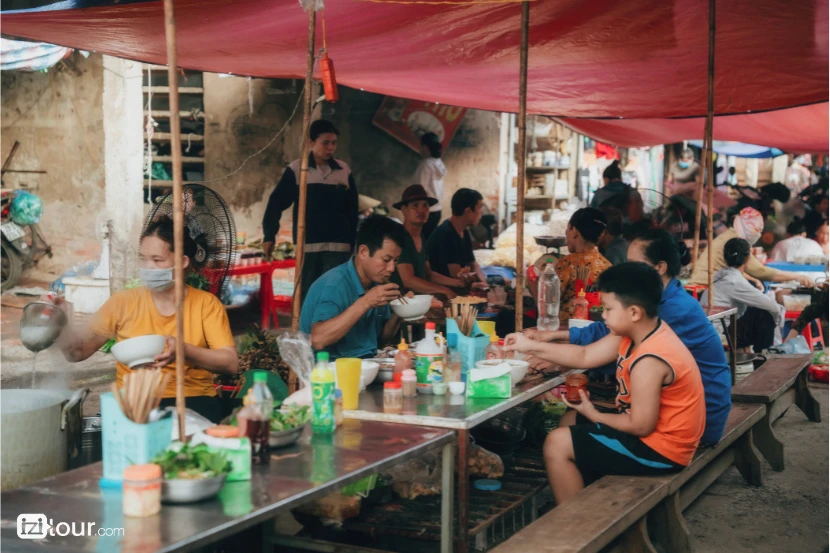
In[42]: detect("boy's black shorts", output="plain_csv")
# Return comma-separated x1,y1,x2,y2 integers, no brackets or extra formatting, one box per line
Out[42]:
569,413,685,484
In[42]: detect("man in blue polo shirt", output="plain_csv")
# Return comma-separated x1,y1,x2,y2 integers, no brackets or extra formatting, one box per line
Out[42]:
300,215,410,359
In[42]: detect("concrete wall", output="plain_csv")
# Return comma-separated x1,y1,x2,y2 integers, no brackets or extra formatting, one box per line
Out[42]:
204,78,502,239
1,65,501,279
1,53,105,272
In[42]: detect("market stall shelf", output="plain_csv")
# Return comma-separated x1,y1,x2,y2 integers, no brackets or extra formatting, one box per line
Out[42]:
0,420,454,553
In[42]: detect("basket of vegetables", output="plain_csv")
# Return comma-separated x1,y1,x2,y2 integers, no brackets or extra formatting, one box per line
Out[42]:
151,443,232,504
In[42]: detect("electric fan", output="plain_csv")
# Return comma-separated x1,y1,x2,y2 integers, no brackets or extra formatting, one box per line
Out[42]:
143,184,237,298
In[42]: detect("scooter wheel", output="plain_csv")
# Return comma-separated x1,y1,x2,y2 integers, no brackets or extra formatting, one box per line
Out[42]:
1,239,22,291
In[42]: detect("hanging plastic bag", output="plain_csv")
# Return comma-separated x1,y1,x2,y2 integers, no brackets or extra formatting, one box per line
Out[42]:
277,331,314,389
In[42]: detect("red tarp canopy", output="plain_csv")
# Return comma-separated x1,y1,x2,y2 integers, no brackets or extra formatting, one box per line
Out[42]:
559,103,830,152
2,0,827,121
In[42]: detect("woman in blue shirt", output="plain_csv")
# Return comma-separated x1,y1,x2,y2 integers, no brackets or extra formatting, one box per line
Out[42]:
526,229,731,444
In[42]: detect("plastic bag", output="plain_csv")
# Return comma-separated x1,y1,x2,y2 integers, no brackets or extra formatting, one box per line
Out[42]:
468,443,504,479
167,407,215,441
10,191,43,225
768,335,811,355
386,456,443,500
276,331,314,389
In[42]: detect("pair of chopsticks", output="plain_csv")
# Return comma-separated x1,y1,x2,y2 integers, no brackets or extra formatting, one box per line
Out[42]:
112,369,171,424
382,278,408,304
444,302,478,336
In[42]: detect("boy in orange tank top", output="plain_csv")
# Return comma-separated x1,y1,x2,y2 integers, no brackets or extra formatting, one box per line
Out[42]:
505,263,705,504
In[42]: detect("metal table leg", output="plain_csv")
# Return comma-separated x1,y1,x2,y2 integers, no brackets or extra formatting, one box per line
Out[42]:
722,316,737,385
441,441,456,553
456,429,469,553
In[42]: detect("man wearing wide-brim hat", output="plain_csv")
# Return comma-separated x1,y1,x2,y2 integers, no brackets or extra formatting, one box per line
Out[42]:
391,184,463,300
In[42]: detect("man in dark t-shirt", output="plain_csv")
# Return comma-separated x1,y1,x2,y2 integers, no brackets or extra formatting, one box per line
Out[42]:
426,188,487,285
391,185,461,299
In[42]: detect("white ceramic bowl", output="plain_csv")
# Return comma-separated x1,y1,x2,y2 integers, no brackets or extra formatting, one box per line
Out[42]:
329,360,379,390
389,295,433,321
111,335,167,368
475,359,530,386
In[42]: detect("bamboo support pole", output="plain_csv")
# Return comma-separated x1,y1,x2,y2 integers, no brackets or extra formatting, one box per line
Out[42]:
289,8,317,392
162,0,186,441
705,0,716,311
515,0,530,332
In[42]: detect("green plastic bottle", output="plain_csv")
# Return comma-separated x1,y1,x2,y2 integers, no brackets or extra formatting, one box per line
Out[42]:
311,351,336,434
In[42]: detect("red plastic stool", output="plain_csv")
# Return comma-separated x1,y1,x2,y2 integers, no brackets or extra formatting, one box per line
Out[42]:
684,284,708,300
804,319,825,350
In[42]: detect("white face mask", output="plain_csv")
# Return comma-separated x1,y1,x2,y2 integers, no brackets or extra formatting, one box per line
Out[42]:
139,267,174,291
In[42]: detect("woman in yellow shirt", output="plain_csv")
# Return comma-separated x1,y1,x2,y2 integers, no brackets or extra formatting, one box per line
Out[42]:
554,208,613,321
59,217,238,422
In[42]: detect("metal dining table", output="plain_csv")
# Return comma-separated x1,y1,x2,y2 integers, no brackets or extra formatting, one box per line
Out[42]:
0,420,454,553
344,372,567,553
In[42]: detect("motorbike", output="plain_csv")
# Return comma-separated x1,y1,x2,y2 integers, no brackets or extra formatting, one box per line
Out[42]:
1,189,52,291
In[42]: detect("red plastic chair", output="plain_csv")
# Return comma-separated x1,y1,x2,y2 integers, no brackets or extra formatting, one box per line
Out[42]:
785,311,825,350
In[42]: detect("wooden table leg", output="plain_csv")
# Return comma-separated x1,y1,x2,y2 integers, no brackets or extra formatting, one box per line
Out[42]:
441,441,456,553
650,492,691,553
607,517,658,553
753,408,785,471
456,429,469,553
734,427,763,486
795,369,822,422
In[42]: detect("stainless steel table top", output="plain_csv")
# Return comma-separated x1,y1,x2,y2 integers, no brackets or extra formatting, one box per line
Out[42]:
0,420,453,553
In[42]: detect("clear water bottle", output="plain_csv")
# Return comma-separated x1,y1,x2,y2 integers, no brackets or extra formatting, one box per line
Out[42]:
537,264,560,330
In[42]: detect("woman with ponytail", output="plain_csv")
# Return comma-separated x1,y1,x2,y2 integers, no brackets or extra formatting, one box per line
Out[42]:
701,238,784,354
526,228,731,444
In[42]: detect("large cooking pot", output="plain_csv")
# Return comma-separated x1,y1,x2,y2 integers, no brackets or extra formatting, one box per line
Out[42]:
1,388,88,490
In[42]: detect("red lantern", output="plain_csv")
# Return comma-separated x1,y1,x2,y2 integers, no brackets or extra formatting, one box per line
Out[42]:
320,53,338,102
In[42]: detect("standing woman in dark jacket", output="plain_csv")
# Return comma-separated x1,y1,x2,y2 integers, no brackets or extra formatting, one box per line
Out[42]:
262,120,359,300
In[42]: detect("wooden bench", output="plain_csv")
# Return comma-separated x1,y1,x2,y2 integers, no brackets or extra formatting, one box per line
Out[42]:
731,353,820,471
489,403,766,553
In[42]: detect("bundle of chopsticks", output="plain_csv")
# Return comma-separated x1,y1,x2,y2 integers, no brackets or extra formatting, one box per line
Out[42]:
444,302,479,336
112,369,171,424
575,266,591,285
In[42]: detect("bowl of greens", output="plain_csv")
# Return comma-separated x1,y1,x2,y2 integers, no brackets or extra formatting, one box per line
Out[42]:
151,443,231,503
269,404,311,448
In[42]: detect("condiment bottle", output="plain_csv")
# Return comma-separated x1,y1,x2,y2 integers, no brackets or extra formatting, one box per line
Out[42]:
311,352,336,435
122,464,162,518
573,290,589,320
237,373,272,466
394,339,413,375
401,369,417,397
416,322,444,385
383,382,403,413
485,333,504,360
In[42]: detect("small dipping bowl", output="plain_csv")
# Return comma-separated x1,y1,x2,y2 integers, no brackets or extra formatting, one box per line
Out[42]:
432,383,448,396
449,382,466,396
